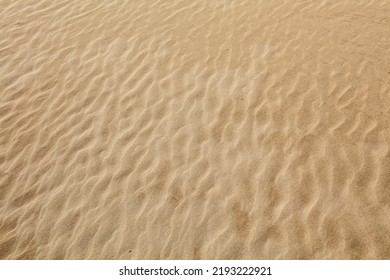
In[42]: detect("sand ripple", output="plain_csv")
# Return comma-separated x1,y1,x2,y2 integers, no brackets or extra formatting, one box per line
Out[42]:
1,0,390,259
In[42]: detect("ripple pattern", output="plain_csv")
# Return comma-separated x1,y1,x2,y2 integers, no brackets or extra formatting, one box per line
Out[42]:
1,0,390,259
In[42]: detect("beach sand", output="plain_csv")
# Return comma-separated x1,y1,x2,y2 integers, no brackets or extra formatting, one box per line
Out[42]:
1,0,390,259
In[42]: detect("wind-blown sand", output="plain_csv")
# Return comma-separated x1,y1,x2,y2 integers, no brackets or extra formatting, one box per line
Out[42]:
1,0,390,260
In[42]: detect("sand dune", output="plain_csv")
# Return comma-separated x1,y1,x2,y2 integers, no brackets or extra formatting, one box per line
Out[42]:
1,0,390,259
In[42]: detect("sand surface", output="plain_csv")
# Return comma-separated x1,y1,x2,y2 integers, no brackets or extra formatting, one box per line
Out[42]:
1,0,390,260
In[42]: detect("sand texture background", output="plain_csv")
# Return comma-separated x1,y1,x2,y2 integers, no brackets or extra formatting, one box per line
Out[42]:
1,0,390,260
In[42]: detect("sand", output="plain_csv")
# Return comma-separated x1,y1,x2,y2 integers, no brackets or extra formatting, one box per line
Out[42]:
1,0,390,260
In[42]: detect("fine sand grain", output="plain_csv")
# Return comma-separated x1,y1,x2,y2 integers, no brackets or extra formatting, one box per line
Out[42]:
1,0,390,259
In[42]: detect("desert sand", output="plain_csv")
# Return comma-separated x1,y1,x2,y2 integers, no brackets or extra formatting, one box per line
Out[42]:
1,0,390,260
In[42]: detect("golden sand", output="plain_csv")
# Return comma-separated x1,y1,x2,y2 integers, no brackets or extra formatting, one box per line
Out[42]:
1,0,390,259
